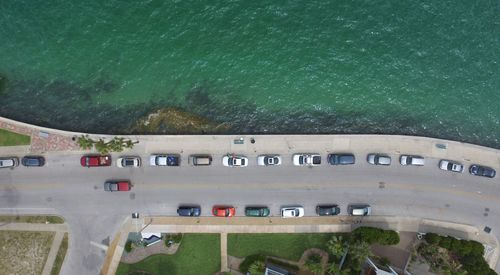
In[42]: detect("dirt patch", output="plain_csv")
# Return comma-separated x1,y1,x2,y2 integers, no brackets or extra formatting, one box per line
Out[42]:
0,230,55,275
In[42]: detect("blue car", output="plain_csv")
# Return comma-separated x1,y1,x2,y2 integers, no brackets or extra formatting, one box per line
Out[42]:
469,165,496,178
22,156,45,167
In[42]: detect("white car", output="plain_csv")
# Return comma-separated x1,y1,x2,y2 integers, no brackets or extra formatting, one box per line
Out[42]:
367,154,391,165
257,155,281,166
0,157,19,168
439,160,463,173
399,155,425,166
292,154,321,166
222,155,248,167
117,156,141,168
281,206,305,218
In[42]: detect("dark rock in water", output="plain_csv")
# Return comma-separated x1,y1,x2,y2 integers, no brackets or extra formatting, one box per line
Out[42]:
131,107,230,134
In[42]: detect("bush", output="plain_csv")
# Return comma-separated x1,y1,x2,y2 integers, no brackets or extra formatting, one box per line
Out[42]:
125,240,133,253
424,233,440,245
239,254,266,274
351,227,400,245
438,236,452,250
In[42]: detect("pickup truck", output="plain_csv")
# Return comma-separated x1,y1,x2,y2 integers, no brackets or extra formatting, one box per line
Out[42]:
80,155,112,167
150,154,180,166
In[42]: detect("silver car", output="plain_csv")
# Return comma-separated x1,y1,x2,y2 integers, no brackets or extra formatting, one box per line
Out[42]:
348,204,372,216
117,156,141,168
257,155,282,166
367,154,391,165
0,157,19,168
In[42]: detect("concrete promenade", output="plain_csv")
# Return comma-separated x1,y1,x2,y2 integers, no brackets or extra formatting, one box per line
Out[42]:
1,116,500,275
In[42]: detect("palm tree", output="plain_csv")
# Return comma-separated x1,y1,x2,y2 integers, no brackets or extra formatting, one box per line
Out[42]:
326,263,350,275
348,240,373,264
248,260,265,275
327,235,346,258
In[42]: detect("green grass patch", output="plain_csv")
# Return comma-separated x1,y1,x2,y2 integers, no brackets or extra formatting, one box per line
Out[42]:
50,233,68,275
228,233,334,261
0,215,65,224
116,233,220,275
0,129,30,146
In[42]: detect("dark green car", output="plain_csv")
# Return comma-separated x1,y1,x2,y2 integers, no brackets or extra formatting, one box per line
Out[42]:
245,207,270,217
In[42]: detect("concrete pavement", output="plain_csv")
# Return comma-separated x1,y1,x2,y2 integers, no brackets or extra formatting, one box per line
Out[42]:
1,116,500,274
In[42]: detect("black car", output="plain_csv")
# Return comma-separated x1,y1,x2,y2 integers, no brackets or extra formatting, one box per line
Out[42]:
469,165,496,178
327,154,355,165
316,204,340,216
177,206,201,217
21,156,45,167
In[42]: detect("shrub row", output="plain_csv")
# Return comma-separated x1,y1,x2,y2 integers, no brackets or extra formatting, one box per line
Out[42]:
424,233,496,275
351,227,400,245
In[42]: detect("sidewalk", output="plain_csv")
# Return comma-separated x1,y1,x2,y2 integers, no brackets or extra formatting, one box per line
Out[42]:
41,231,65,275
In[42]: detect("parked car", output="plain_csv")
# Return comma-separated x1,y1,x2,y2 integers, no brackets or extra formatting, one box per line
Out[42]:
281,206,304,218
80,155,111,167
292,154,321,166
104,180,131,192
245,206,270,217
469,164,496,178
21,156,45,167
212,206,235,217
316,205,340,216
177,206,201,216
367,154,391,165
327,154,355,165
22,156,45,167
117,156,141,168
0,157,19,168
348,204,372,216
222,155,248,167
257,155,282,166
189,155,212,166
439,160,463,173
399,155,425,166
150,154,180,166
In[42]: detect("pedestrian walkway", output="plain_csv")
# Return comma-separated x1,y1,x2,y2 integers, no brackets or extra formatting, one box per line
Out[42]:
220,232,229,272
0,118,79,153
0,222,68,232
42,231,64,275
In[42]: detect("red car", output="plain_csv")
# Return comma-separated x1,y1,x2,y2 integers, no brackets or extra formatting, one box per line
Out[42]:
80,155,111,167
104,180,131,192
212,206,235,217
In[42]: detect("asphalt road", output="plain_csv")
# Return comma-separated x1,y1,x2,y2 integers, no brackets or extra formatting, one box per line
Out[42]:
1,151,500,274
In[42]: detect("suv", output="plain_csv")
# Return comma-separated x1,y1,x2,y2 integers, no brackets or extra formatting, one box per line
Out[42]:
0,157,19,168
189,155,212,166
348,204,372,216
399,155,425,166
281,206,305,218
367,154,391,165
22,156,45,167
327,154,355,165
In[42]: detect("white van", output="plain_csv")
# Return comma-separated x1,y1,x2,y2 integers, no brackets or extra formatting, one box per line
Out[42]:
189,155,212,166
400,155,425,166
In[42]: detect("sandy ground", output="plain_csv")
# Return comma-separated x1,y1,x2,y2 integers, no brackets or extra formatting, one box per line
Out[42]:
0,231,55,275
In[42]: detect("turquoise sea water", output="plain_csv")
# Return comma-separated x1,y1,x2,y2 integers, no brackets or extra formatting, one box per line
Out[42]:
0,1,499,147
